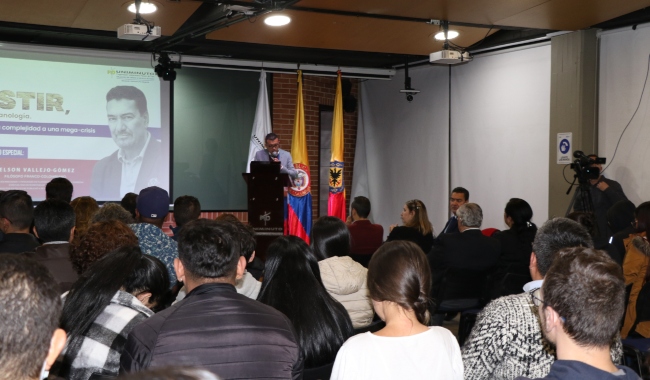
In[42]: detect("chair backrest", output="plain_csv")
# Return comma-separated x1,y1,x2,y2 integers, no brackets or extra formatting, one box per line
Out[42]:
303,362,335,380
497,272,531,298
437,267,491,303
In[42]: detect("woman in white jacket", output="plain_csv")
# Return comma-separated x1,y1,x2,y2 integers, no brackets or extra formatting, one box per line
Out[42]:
312,216,374,328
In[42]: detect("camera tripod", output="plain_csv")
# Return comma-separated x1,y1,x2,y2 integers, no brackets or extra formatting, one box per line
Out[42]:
565,175,595,217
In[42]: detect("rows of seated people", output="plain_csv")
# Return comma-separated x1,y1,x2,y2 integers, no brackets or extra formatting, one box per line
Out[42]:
0,178,647,380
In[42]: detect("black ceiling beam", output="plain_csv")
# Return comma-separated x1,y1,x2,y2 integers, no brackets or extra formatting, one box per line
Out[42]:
281,6,542,31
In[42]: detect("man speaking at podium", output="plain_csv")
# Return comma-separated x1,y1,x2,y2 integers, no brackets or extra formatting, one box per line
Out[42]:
253,133,298,179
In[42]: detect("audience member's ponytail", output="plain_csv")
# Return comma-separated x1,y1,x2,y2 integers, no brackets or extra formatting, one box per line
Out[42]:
367,241,431,325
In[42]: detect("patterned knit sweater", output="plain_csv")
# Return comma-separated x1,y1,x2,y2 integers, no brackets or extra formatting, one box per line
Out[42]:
462,291,623,380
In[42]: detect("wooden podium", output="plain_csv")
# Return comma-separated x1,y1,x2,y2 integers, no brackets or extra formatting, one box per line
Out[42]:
243,162,290,261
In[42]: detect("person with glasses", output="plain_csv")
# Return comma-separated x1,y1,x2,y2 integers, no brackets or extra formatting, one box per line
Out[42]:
515,247,640,380
253,132,298,179
0,190,40,254
462,218,623,380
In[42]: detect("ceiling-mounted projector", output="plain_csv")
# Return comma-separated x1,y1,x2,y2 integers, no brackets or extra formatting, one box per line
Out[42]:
117,24,161,41
430,50,472,65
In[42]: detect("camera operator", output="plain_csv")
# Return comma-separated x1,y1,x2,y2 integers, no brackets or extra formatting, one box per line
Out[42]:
574,154,628,238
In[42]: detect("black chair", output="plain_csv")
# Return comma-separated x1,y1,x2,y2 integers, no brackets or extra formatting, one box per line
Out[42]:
458,308,482,347
304,362,335,380
622,339,650,379
433,267,492,312
430,267,492,325
493,272,531,298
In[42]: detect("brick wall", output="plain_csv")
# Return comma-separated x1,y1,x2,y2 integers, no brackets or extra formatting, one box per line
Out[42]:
272,73,358,220
162,211,248,236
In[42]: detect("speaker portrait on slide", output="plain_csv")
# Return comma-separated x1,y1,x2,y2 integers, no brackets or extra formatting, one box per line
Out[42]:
90,85,167,200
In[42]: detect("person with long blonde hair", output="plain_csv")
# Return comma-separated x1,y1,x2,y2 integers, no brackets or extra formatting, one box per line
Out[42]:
387,199,435,253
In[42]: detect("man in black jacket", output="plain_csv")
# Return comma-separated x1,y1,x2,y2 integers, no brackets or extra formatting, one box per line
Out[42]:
120,219,303,379
428,203,500,325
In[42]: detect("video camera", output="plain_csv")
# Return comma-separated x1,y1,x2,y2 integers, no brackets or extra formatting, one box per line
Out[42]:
570,151,606,181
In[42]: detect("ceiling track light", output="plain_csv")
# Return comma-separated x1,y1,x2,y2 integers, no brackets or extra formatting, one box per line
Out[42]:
128,1,157,14
264,15,291,26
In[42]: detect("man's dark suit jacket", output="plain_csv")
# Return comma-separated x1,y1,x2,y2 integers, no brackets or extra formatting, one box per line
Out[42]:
427,229,500,297
441,215,460,234
348,220,384,255
90,139,168,200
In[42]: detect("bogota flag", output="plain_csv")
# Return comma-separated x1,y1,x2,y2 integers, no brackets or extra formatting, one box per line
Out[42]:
328,71,346,220
288,70,312,243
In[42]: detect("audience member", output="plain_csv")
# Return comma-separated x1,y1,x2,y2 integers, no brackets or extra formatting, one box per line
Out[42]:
515,247,639,380
172,195,201,241
331,241,463,380
462,218,621,379
24,199,77,293
45,177,74,203
0,254,67,380
49,247,169,380
428,202,500,325
621,201,650,338
493,198,537,272
346,196,383,259
607,200,637,263
91,203,135,225
568,211,619,264
121,192,138,220
0,190,40,253
574,154,628,237
387,199,435,253
129,186,178,286
215,213,264,279
258,235,354,369
175,218,261,302
70,196,99,243
441,187,469,234
311,216,374,328
120,219,303,378
70,220,139,275
118,367,221,380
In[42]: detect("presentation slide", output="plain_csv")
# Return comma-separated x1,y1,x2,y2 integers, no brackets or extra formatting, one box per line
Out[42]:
0,53,170,202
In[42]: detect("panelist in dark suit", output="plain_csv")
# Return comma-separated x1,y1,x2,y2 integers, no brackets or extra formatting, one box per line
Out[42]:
91,86,168,201
440,187,469,234
346,196,383,257
428,203,500,325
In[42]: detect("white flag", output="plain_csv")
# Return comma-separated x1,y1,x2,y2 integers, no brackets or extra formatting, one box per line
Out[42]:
246,70,272,172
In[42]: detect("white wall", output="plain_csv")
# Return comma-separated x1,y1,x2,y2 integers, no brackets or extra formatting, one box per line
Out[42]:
353,43,552,235
599,25,650,206
450,44,551,229
353,65,450,236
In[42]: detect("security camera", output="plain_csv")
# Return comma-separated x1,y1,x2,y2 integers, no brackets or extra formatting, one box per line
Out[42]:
400,89,419,102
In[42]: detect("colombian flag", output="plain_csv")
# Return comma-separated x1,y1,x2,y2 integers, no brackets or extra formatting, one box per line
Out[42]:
328,71,346,220
288,70,312,243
